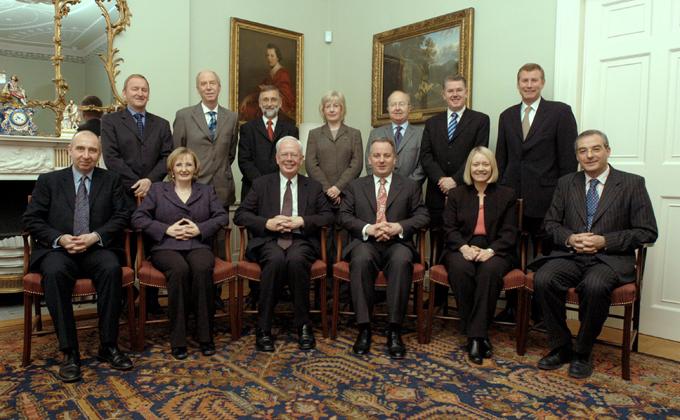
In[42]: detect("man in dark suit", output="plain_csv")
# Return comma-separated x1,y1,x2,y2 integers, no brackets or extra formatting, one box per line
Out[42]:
420,75,490,228
495,63,578,323
238,85,298,201
234,136,333,352
366,90,425,184
22,131,133,383
531,130,657,378
340,137,430,359
76,95,103,137
101,73,173,313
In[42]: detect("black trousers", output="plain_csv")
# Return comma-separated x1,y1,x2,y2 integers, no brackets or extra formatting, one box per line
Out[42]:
40,248,122,352
534,255,620,355
349,241,413,325
443,251,510,338
151,248,215,347
254,239,316,331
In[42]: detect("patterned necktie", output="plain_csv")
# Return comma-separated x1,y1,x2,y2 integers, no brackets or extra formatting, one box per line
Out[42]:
376,178,387,224
277,180,293,249
73,176,90,236
586,178,600,231
448,113,458,142
394,125,403,150
266,119,274,142
133,113,144,138
207,111,217,142
522,106,532,140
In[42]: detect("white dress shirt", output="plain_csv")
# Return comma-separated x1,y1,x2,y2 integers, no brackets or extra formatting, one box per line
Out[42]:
279,173,299,216
520,97,541,126
201,102,218,126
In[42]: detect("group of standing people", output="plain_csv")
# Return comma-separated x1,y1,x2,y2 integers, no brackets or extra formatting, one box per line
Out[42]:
23,61,657,384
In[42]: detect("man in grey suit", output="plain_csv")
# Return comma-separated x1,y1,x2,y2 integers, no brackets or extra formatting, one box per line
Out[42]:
173,70,238,207
366,90,424,184
531,130,657,378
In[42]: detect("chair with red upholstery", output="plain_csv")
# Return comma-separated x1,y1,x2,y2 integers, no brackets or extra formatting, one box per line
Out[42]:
135,227,237,351
330,228,428,344
235,226,329,339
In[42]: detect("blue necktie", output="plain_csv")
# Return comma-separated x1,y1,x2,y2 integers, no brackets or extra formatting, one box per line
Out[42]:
586,178,600,231
394,125,403,150
73,176,90,235
448,113,458,142
133,113,144,138
208,111,217,142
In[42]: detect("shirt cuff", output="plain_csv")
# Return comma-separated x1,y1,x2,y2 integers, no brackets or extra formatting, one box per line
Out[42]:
362,224,370,241
52,235,62,248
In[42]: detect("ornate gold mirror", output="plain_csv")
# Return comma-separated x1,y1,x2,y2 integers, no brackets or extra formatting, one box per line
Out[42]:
0,0,130,137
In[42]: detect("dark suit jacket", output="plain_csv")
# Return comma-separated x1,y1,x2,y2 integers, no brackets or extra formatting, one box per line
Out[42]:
131,182,228,253
442,183,518,261
420,109,490,221
305,123,363,192
77,118,101,137
496,98,578,218
22,166,130,269
366,123,425,183
237,116,298,201
101,109,174,194
173,103,239,206
339,173,430,259
530,167,658,283
233,172,333,258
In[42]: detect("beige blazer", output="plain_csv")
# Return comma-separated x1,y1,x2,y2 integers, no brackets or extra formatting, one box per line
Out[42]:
305,123,363,192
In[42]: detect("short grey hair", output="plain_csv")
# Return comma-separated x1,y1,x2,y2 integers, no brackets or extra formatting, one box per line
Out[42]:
195,70,221,87
575,129,610,152
275,136,303,154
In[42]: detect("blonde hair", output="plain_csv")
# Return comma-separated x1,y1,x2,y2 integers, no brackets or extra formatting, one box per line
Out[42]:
167,147,200,181
463,146,499,185
319,90,346,122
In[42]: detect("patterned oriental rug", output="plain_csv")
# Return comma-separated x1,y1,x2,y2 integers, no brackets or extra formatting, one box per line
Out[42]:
1,319,679,419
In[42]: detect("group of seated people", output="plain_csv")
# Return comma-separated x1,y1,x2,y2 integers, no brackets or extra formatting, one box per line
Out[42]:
23,68,657,384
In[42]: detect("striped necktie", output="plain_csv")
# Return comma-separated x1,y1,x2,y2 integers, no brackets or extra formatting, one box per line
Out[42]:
448,113,458,142
133,113,144,138
208,111,217,141
586,179,600,231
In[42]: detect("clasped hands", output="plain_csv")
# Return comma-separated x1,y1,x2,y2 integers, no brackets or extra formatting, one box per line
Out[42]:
460,244,494,262
438,177,456,194
58,233,99,254
166,218,201,240
265,215,304,233
367,221,403,242
131,178,152,198
326,186,342,205
568,232,605,254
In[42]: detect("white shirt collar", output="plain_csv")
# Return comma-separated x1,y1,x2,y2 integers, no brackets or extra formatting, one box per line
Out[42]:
280,172,298,186
262,115,278,126
201,102,218,114
372,173,393,185
585,165,610,186
521,97,541,113
447,106,466,121
392,121,409,131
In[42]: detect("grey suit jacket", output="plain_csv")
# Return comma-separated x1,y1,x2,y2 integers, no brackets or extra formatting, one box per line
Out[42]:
305,123,363,192
173,103,239,206
366,123,425,183
530,167,658,283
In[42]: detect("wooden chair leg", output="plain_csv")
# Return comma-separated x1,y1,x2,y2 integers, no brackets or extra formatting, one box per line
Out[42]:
34,296,42,331
516,288,527,355
126,284,136,349
426,283,436,343
622,304,633,380
237,278,244,334
136,284,147,352
22,292,33,367
320,276,328,338
416,282,425,344
331,276,340,340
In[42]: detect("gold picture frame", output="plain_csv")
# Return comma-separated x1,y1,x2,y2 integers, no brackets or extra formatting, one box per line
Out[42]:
230,18,303,125
371,8,474,127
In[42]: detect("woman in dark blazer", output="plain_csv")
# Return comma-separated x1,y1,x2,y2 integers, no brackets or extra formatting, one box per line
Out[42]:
132,147,228,360
442,146,517,364
305,90,363,206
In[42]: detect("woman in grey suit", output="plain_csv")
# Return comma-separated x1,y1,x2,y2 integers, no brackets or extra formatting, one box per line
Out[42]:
132,147,228,360
305,90,363,207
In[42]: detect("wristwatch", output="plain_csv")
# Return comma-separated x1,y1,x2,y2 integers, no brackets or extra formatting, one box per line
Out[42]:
486,248,495,256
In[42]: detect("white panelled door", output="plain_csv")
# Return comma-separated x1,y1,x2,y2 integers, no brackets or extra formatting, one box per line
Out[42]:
580,0,680,340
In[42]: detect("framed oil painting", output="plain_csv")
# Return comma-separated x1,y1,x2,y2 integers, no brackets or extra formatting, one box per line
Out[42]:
229,18,303,125
371,8,474,126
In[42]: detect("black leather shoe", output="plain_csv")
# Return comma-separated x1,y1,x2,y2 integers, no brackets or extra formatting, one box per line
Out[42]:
171,347,188,360
298,324,316,350
494,306,517,323
538,346,573,370
386,328,406,359
468,338,484,365
568,354,593,379
482,338,493,358
352,328,371,355
97,346,133,370
200,342,216,356
57,350,82,383
255,329,275,352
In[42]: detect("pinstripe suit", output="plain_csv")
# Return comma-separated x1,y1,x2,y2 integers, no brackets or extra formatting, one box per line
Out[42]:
530,166,657,354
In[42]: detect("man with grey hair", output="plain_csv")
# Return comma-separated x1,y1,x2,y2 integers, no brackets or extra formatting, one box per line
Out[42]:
366,90,425,184
234,136,333,352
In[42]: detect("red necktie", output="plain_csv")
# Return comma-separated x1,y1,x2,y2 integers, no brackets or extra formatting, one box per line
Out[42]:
376,178,387,223
267,119,274,142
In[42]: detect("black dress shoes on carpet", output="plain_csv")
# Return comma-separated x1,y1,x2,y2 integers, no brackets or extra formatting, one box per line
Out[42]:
537,346,573,370
468,338,484,365
57,350,82,383
200,342,216,356
171,347,188,360
568,353,594,379
386,327,406,359
353,327,371,355
255,329,275,352
97,346,133,370
298,324,316,350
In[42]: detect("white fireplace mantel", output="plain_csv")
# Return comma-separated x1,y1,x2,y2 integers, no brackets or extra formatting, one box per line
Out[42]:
0,134,71,180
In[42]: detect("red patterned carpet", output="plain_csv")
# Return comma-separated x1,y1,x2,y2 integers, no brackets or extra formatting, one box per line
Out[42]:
1,318,679,418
